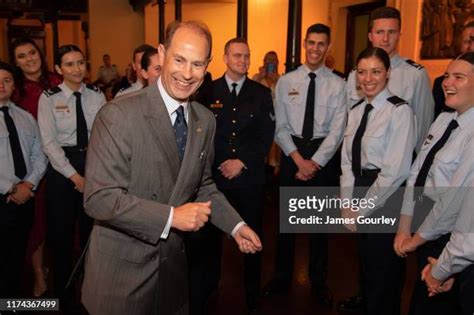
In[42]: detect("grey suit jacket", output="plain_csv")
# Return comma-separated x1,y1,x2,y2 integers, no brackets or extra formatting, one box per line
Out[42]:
81,83,242,315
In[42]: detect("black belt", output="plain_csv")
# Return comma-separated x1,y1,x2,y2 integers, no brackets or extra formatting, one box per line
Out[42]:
291,135,325,148
359,168,381,179
62,146,87,154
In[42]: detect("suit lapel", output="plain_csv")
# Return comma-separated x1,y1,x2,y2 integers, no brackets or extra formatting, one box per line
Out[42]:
144,84,180,182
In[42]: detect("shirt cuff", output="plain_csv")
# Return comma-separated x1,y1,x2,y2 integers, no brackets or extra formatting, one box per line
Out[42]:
160,206,174,240
431,264,450,282
231,221,246,237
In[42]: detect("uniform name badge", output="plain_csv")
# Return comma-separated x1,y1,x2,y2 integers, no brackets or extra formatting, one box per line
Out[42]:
55,105,70,113
288,90,299,96
210,100,223,109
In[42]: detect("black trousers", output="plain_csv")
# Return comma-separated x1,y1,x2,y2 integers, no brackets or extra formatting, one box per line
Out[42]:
46,149,92,298
186,186,264,315
459,263,474,315
354,175,404,315
409,233,461,315
0,195,33,297
274,137,339,288
221,186,263,300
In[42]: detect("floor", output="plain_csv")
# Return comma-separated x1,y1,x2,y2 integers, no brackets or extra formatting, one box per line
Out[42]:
206,182,419,315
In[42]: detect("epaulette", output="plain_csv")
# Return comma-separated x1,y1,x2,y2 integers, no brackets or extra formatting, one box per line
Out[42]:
387,95,408,107
42,86,61,97
86,84,100,92
405,59,424,70
350,99,364,110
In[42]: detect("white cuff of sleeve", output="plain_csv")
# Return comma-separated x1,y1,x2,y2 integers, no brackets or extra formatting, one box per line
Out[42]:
431,264,450,282
160,206,174,239
231,221,246,237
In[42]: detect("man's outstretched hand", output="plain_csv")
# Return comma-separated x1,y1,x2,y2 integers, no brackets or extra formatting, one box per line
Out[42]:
233,224,262,254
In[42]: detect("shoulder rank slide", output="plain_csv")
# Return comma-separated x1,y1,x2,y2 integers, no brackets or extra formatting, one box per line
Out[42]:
387,95,408,107
405,59,424,70
42,85,61,97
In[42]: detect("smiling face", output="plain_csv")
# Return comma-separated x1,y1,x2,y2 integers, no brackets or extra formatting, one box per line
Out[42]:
442,59,474,114
0,69,15,102
304,32,329,71
224,42,250,81
158,26,209,102
368,18,400,57
14,43,42,79
356,56,390,102
55,51,86,91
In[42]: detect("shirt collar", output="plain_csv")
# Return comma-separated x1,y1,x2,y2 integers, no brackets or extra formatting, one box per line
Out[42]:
132,80,144,89
390,53,403,67
0,100,13,109
455,107,474,130
224,74,246,93
301,64,326,78
157,77,188,118
367,87,391,110
59,82,85,99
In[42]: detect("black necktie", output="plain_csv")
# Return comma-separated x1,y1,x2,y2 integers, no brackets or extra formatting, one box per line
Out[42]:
352,103,373,176
302,72,316,140
413,119,459,199
230,82,238,105
1,106,27,179
73,92,88,148
173,105,187,162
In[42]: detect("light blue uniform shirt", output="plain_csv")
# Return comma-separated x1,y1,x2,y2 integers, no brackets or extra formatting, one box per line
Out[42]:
346,54,434,152
431,179,474,281
401,108,474,240
0,101,47,194
38,82,105,178
274,64,347,167
340,88,416,217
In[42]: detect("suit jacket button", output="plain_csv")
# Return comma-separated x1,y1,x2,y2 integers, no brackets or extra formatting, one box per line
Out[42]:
151,194,157,200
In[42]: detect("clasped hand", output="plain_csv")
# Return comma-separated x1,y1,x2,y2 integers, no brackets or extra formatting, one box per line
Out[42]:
7,181,34,204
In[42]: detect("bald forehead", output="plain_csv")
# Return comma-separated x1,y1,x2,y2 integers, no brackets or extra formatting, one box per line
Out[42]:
169,25,211,58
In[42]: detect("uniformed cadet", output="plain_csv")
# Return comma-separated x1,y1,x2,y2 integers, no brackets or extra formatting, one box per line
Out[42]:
422,179,474,315
345,7,434,152
395,52,474,315
0,61,47,297
340,47,415,315
115,44,154,98
38,45,105,302
263,23,347,306
97,54,120,85
191,37,275,314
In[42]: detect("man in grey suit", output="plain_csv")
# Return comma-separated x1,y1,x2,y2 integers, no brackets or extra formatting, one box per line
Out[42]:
81,20,262,315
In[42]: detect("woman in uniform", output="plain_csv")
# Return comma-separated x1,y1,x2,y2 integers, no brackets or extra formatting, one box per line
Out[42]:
340,47,416,315
395,52,474,315
38,45,105,303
